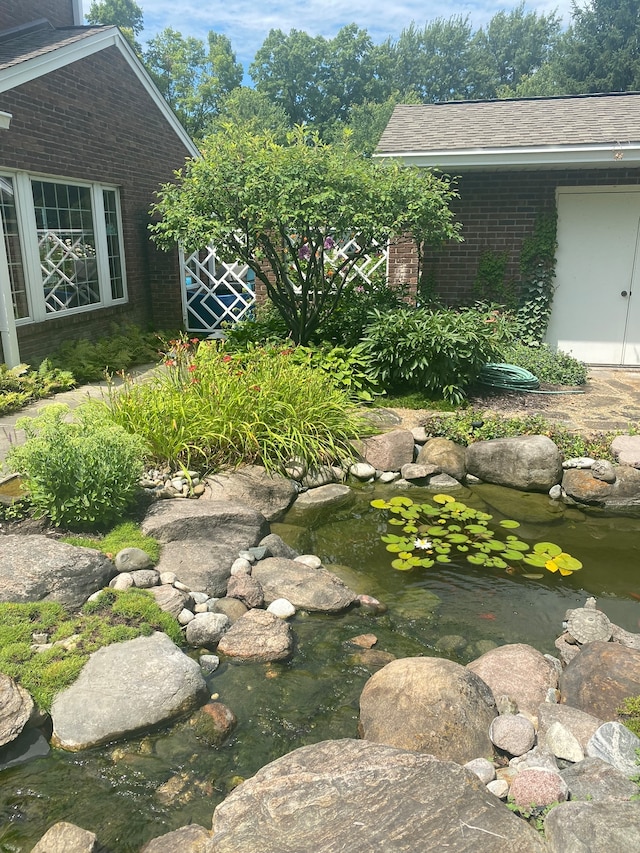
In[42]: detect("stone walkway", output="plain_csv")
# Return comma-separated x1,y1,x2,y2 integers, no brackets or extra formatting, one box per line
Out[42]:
1,366,639,471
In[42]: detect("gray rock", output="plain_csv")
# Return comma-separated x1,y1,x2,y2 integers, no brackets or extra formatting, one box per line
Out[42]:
611,434,640,468
562,468,613,504
0,673,34,747
417,437,467,481
217,608,293,662
178,608,195,625
544,801,640,853
30,821,98,853
400,462,438,481
359,656,497,764
562,457,596,469
199,655,220,674
435,634,468,654
378,470,401,483
544,721,585,763
203,465,297,521
301,465,336,488
359,429,415,472
510,746,560,774
537,703,603,753
292,483,353,511
51,633,208,751
466,435,562,492
0,535,116,610
226,574,264,608
185,612,230,648
490,714,536,756
147,585,192,618
558,641,640,721
140,824,210,853
294,554,322,569
487,779,509,799
266,598,296,619
560,756,639,802
587,721,640,777
209,739,547,853
114,547,153,572
258,533,299,560
411,426,428,444
549,484,563,499
591,459,617,482
468,643,558,716
509,767,568,809
464,757,496,784
349,462,377,480
212,597,249,623
427,472,464,489
153,541,232,599
142,499,269,546
130,569,160,589
252,557,357,612
110,573,134,590
230,557,251,575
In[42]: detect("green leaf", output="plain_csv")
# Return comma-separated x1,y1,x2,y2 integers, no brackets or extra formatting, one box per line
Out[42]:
467,554,487,565
433,494,455,504
523,554,548,567
499,519,520,529
391,558,414,571
370,499,389,509
534,542,562,557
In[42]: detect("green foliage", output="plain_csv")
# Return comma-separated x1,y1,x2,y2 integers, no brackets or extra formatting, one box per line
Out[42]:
7,404,147,530
150,125,461,345
497,342,588,386
473,249,515,307
361,304,514,405
86,0,143,51
618,695,640,739
107,338,368,473
288,343,384,403
0,361,75,416
61,522,161,563
223,303,291,350
47,324,163,384
371,493,581,576
421,409,616,461
517,212,558,344
0,592,182,710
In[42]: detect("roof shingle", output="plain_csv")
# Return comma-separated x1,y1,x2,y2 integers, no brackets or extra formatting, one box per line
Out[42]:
0,22,107,72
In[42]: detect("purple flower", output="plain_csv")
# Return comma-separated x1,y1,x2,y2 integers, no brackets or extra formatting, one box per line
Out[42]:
323,236,335,250
298,244,311,260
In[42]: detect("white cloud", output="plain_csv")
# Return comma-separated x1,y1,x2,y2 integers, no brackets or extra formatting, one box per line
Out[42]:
83,0,575,71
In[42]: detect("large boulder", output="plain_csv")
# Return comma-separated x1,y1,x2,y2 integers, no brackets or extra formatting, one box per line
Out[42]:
51,633,208,750
0,673,33,747
611,434,640,467
358,657,497,764
359,429,415,472
208,739,547,853
465,435,562,492
467,643,558,716
141,825,210,853
30,821,98,853
0,535,115,610
543,801,640,853
203,465,297,521
560,757,639,803
252,557,357,612
558,641,640,721
217,609,293,662
417,437,467,482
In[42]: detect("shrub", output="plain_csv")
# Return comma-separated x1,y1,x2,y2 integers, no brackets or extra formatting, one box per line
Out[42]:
361,305,515,405
0,361,75,416
7,403,147,530
497,342,588,386
107,338,369,473
223,302,291,350
288,343,384,403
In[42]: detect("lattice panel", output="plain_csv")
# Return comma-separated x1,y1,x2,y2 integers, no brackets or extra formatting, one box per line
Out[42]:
182,246,255,333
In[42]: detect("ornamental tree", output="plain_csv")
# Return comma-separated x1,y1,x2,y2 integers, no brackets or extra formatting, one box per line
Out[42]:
150,127,462,345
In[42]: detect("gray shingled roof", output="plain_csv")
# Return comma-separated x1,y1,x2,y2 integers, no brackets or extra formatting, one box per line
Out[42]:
376,95,640,154
0,22,107,72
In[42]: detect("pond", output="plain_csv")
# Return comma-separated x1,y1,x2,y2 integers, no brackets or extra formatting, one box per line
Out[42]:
1,483,639,852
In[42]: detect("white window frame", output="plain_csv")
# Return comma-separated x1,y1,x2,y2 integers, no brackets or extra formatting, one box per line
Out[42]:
1,170,128,326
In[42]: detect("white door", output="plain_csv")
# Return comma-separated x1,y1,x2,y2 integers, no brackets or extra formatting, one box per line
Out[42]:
547,187,640,365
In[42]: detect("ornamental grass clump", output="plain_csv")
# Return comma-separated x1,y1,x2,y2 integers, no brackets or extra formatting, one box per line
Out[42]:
8,404,147,530
106,338,368,473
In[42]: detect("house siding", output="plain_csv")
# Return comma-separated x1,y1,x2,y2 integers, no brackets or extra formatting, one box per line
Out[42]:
0,46,191,364
0,1,76,30
418,167,640,306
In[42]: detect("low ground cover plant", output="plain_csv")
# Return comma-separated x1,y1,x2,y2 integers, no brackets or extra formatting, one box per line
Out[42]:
61,522,161,563
107,337,369,473
0,361,75,416
0,592,182,710
8,404,147,530
496,341,588,385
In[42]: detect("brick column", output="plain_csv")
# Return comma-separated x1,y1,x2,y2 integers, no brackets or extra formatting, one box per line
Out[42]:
388,235,419,303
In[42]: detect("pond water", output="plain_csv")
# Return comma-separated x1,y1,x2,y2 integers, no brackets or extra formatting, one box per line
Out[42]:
1,484,639,852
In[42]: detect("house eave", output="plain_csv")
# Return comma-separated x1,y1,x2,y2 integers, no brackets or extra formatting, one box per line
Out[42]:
0,28,200,159
373,143,640,171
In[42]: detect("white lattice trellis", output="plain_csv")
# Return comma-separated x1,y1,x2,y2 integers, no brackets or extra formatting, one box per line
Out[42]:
325,236,388,285
182,246,256,333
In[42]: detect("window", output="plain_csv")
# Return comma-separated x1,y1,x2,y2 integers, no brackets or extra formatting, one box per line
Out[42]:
0,176,29,319
0,173,127,324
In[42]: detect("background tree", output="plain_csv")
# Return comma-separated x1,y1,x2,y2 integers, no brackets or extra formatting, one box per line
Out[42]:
150,128,461,344
144,28,242,139
211,88,290,141
86,0,143,51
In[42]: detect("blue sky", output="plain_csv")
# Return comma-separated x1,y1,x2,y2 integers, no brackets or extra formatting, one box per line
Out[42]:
83,1,575,74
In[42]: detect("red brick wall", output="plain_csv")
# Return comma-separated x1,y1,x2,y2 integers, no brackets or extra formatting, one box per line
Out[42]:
414,167,640,306
0,0,76,29
0,45,192,363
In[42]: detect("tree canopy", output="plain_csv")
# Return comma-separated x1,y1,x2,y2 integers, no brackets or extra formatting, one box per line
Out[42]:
86,0,143,50
150,128,462,344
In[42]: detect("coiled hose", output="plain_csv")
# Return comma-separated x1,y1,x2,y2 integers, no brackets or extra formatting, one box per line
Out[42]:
479,363,585,395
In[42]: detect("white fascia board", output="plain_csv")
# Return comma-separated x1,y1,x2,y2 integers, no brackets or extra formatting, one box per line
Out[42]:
373,143,640,170
0,28,200,159
0,111,11,129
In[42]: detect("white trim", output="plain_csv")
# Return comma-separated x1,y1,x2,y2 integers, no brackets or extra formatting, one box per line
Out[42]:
0,111,11,130
0,28,199,159
0,207,21,367
374,142,640,170
556,184,640,197
72,0,84,25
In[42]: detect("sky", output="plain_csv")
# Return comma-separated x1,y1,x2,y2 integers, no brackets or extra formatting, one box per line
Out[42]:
82,1,576,75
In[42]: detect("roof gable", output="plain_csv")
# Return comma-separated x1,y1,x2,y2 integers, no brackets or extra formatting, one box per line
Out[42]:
376,94,640,170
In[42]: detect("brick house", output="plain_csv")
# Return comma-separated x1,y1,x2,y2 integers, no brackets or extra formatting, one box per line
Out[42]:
377,96,640,365
0,0,198,367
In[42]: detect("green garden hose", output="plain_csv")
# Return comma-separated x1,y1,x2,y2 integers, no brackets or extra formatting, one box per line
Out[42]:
479,363,585,394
